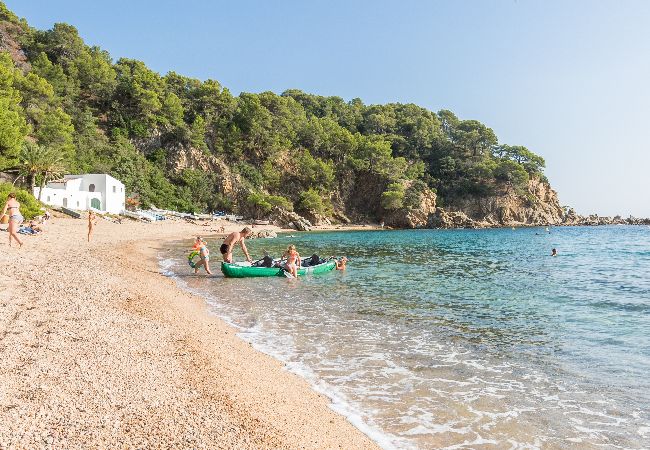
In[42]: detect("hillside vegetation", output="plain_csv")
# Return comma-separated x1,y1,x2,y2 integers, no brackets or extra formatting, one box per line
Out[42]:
0,2,555,226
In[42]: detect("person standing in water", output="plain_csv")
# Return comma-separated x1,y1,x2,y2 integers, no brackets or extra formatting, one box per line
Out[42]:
1,193,24,247
88,211,98,242
282,244,301,278
220,227,253,263
551,248,558,257
193,237,212,275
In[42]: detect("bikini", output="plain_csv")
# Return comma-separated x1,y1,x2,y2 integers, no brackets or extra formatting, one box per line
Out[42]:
7,205,23,223
286,250,298,269
200,245,210,261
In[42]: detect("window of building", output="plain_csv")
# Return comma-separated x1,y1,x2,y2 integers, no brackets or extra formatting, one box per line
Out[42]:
89,184,96,192
77,201,80,207
47,196,50,202
113,186,116,193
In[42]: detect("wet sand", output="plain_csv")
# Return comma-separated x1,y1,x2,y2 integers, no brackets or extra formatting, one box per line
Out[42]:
0,216,378,449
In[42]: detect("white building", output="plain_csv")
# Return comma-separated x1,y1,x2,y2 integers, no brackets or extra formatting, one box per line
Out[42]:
34,174,126,214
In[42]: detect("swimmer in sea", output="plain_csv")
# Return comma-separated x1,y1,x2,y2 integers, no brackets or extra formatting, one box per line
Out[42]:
551,248,557,257
335,256,348,271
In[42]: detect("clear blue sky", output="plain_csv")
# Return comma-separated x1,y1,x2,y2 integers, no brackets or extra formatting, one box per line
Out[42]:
6,0,650,216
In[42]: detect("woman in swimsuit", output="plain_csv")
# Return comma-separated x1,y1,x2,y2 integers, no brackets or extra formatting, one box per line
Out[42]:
282,244,300,278
1,192,24,247
193,237,212,275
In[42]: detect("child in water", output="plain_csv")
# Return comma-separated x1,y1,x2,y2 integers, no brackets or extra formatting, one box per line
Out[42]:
336,256,348,271
282,244,300,278
551,248,558,257
193,236,212,274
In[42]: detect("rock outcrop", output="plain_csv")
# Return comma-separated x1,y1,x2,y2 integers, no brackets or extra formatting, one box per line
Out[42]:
269,207,312,231
445,178,564,227
561,209,650,226
384,185,437,229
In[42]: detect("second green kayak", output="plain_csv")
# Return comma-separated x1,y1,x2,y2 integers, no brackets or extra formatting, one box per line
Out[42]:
221,260,336,278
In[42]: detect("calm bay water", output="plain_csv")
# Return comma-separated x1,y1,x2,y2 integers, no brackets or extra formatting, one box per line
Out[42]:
160,226,650,449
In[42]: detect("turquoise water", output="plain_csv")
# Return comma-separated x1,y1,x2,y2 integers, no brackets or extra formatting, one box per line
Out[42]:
161,226,650,449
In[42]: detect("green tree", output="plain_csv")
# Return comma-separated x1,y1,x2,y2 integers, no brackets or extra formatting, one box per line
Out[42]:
0,53,28,169
381,182,406,210
298,188,331,215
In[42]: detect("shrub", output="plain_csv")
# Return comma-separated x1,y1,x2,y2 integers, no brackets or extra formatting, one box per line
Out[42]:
266,194,293,211
404,180,428,209
246,192,272,215
381,182,405,210
0,182,43,219
298,188,331,215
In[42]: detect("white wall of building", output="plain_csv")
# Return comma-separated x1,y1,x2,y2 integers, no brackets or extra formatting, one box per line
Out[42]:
34,174,126,214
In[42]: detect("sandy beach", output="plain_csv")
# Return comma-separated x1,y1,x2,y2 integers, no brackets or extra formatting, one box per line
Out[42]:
0,215,378,449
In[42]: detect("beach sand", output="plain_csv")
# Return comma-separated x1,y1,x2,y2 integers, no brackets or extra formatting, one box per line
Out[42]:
0,216,378,449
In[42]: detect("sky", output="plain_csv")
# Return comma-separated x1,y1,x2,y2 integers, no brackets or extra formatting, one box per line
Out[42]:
6,0,650,217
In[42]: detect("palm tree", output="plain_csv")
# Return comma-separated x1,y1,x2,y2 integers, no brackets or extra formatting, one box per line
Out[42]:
19,142,66,201
19,141,46,190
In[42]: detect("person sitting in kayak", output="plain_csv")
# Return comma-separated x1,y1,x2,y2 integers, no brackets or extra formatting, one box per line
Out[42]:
220,227,253,263
282,244,300,278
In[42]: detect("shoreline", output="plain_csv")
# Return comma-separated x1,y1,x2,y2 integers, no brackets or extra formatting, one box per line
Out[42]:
0,217,378,448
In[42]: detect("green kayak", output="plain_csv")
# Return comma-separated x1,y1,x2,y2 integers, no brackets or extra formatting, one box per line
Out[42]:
221,260,336,278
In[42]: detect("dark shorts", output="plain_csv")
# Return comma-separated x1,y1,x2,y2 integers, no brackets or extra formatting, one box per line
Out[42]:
220,244,230,254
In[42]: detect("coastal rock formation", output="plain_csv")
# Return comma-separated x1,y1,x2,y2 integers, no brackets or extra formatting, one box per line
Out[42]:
446,178,564,227
252,229,278,239
270,207,312,231
561,210,650,226
428,208,480,228
384,185,437,229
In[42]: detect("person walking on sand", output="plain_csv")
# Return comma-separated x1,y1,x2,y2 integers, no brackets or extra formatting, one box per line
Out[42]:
220,227,253,263
193,237,213,275
88,211,98,242
1,193,24,247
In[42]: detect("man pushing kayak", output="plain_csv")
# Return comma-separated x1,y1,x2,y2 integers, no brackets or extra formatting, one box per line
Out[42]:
220,227,253,263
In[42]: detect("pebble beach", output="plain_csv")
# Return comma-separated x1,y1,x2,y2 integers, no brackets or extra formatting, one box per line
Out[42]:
0,215,377,449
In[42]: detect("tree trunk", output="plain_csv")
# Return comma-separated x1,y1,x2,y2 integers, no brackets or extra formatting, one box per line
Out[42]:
38,174,46,202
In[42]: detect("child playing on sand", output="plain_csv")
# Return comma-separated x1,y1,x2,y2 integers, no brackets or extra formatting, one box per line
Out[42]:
282,244,300,278
193,237,212,275
88,211,98,242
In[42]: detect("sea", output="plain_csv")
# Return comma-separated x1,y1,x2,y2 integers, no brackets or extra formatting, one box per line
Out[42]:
159,226,650,449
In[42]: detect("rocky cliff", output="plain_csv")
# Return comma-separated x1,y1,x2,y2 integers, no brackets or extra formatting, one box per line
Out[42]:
440,178,564,227
143,139,569,230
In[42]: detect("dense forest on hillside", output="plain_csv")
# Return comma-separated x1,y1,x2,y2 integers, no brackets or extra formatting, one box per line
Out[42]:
0,2,551,224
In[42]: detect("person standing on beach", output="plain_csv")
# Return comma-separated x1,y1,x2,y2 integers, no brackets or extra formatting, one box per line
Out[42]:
220,227,253,263
1,193,24,247
88,211,98,242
